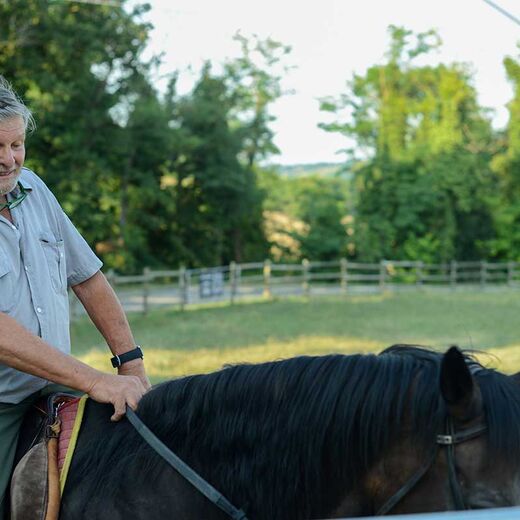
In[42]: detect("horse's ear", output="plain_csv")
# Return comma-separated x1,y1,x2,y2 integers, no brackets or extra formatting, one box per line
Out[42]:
440,346,479,421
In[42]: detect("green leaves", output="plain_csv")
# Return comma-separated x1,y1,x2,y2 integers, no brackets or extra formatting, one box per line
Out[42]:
0,1,290,271
319,26,496,263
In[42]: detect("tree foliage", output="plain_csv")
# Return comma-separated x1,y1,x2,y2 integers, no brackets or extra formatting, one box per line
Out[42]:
320,26,497,262
0,2,289,270
4,5,520,269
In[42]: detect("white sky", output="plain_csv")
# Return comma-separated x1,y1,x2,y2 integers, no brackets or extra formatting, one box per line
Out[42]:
134,0,520,165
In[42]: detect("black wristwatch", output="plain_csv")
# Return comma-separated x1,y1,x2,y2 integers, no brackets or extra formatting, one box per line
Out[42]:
110,346,144,368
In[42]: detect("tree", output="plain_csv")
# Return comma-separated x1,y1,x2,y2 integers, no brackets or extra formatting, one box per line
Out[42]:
223,34,293,260
259,169,350,262
487,54,520,260
320,26,496,262
294,177,349,261
0,0,157,270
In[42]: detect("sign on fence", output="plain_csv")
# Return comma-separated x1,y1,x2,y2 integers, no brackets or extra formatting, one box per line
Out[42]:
199,270,225,298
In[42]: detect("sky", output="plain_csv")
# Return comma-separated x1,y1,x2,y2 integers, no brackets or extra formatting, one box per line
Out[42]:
133,0,520,165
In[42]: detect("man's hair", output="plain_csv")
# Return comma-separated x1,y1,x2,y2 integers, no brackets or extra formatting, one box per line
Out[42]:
0,76,36,133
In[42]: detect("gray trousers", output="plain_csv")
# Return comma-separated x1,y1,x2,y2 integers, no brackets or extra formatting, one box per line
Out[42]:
0,384,79,520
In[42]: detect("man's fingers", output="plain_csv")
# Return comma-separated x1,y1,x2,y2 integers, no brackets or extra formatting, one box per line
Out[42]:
111,402,126,422
126,396,139,411
111,384,142,420
87,373,147,421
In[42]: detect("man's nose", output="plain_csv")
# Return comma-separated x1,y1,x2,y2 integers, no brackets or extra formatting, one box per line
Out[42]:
0,148,15,168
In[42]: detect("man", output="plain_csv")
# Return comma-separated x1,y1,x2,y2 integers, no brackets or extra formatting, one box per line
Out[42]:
0,76,150,517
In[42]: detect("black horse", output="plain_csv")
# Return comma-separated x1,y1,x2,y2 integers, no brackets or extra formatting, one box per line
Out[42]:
59,345,520,519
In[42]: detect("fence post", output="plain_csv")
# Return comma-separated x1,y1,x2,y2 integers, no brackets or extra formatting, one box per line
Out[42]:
229,261,237,304
379,260,386,292
508,261,515,287
340,258,348,294
185,270,191,306
142,267,150,315
263,259,272,299
415,261,423,288
480,260,487,288
450,260,457,290
179,266,187,311
302,259,310,297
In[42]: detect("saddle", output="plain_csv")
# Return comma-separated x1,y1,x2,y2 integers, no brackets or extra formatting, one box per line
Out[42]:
9,393,87,520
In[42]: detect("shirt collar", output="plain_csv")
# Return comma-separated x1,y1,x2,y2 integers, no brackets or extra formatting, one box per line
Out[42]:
14,168,34,193
5,172,33,202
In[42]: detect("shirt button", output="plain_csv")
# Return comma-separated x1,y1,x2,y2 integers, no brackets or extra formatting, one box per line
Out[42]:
24,266,29,271
11,225,16,230
36,307,42,313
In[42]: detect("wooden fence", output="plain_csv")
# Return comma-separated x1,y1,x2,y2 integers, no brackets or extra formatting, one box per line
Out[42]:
69,259,520,317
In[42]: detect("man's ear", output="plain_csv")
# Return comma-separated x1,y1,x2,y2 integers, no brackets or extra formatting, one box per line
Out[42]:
440,346,481,421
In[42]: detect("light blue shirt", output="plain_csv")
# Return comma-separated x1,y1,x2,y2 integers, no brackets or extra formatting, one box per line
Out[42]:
0,168,102,403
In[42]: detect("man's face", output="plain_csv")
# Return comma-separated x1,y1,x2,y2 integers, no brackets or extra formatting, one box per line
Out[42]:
0,116,25,196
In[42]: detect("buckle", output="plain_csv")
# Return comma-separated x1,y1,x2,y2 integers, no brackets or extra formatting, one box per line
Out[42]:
437,434,453,445
46,419,61,439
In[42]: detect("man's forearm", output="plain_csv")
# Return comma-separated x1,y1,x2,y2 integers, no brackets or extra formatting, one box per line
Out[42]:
0,306,147,420
72,271,136,356
72,271,150,388
0,312,100,392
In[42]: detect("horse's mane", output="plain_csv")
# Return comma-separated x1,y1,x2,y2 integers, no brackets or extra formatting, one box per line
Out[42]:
73,346,520,519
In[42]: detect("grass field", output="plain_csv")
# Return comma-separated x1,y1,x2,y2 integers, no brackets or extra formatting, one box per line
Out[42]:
71,289,520,383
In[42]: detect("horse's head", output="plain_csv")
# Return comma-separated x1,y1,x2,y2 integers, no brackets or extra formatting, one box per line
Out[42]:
357,346,520,516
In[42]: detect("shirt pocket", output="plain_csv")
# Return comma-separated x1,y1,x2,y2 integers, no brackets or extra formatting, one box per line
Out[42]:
0,249,13,313
39,233,67,294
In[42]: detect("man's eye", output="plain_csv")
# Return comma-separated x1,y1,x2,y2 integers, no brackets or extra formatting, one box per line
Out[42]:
12,142,24,149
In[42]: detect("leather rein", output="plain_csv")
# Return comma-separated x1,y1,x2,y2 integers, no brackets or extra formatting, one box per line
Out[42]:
376,417,487,515
126,406,248,520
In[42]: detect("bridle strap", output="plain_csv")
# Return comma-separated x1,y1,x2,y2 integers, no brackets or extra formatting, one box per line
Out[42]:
376,445,438,516
440,419,487,510
437,423,487,446
445,418,467,510
126,407,249,520
376,419,487,516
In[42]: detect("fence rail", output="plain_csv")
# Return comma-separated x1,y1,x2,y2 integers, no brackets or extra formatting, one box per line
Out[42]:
70,259,520,317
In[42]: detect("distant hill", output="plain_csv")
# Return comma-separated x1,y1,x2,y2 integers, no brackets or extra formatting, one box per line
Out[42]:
273,162,351,179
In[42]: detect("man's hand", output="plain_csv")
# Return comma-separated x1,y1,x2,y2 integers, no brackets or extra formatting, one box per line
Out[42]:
86,372,148,421
118,359,151,391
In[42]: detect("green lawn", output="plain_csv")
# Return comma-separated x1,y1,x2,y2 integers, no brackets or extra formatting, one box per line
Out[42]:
71,289,520,382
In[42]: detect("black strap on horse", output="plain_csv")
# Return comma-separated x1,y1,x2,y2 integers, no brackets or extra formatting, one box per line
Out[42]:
376,417,487,516
437,419,487,511
126,406,249,520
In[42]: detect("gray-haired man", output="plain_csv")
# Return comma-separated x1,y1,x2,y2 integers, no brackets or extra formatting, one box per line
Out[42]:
0,76,150,518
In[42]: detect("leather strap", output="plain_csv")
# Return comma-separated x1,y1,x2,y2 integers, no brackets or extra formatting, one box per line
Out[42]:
376,418,487,515
111,346,143,368
376,446,438,516
45,437,60,520
126,407,248,520
437,423,487,445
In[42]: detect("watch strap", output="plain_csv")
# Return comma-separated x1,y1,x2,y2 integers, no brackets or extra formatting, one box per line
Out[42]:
111,346,143,368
